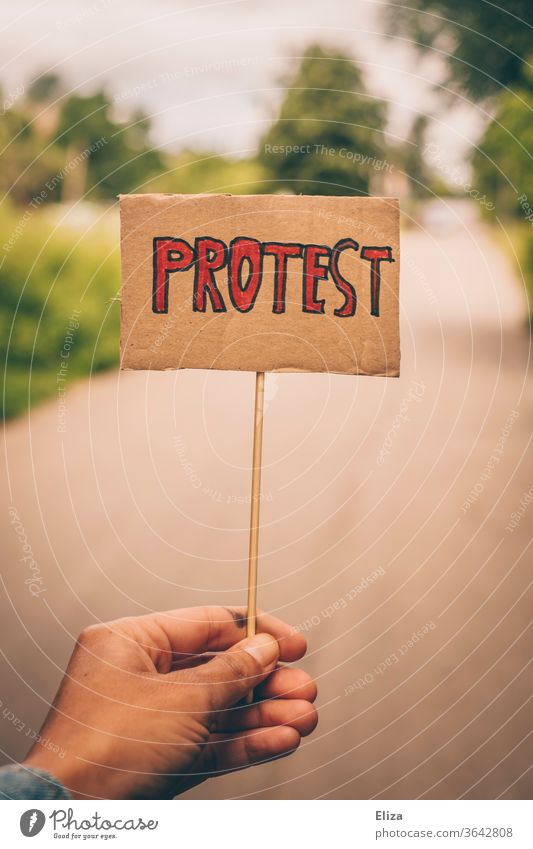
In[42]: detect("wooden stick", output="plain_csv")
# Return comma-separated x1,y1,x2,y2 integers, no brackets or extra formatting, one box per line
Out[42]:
245,371,265,702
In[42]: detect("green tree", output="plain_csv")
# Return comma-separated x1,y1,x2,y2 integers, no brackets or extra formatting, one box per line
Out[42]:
471,62,533,318
398,114,433,198
0,74,165,206
0,75,65,206
385,0,533,99
258,45,387,195
26,72,62,103
54,92,164,201
472,62,533,216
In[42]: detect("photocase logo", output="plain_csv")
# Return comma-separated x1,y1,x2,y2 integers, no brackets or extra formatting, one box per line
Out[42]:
20,809,46,836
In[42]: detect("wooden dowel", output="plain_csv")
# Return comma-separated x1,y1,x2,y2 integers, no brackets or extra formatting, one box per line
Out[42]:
245,371,265,702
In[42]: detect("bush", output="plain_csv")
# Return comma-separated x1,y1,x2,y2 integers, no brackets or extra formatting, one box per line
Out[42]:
1,202,120,419
145,150,267,195
519,228,533,321
471,69,533,219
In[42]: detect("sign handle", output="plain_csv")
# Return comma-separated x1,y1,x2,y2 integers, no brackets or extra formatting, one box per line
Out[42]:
245,371,265,702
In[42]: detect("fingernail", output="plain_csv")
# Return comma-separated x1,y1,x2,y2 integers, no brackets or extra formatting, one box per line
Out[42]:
243,633,279,667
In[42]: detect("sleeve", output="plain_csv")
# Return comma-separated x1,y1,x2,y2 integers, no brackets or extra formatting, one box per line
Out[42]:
0,764,71,800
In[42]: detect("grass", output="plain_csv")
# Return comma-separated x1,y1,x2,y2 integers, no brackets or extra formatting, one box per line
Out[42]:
1,201,120,419
493,219,533,323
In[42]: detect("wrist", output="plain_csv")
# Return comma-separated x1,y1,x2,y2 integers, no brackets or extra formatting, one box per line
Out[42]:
24,748,90,800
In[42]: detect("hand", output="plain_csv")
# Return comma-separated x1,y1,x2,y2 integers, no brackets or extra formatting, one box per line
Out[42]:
24,606,317,799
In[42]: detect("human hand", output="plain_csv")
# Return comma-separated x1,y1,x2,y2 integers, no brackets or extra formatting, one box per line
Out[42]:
24,606,317,799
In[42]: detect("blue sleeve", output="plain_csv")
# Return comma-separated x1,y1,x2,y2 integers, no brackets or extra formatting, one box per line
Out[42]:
0,764,71,800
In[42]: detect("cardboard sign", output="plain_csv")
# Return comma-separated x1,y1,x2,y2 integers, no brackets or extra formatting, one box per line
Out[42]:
120,194,400,376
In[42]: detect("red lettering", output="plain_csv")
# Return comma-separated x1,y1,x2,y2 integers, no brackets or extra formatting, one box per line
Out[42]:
228,237,263,312
151,234,395,317
303,245,330,314
152,237,194,313
193,237,227,312
360,246,394,317
263,242,303,313
329,238,358,317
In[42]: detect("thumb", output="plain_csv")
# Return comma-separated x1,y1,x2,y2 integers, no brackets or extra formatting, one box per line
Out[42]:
194,633,279,713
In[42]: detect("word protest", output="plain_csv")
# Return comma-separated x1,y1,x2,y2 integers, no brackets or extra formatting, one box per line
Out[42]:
120,194,400,375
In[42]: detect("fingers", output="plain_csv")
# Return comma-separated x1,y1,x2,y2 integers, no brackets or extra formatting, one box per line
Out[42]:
176,633,280,711
121,606,306,667
254,666,318,703
206,726,301,773
216,698,318,737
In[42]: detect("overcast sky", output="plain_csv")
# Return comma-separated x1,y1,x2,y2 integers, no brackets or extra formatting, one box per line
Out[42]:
1,0,486,163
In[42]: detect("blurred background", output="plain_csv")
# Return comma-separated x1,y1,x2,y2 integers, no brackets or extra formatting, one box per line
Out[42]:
0,0,531,799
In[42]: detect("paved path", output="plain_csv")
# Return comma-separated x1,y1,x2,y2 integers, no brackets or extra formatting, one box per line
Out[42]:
1,201,531,799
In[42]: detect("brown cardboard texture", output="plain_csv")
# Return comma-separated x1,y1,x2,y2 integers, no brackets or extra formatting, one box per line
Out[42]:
120,194,400,376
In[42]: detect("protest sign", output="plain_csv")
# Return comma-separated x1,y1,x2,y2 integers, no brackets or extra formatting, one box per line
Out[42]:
120,192,400,656
120,193,400,376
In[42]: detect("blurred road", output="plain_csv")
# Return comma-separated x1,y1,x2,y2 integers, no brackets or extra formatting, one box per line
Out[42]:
1,200,531,799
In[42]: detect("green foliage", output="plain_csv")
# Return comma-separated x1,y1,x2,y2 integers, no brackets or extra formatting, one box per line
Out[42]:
0,74,165,206
515,225,533,320
472,74,533,218
54,91,164,199
385,2,533,309
26,72,62,103
1,204,119,419
0,49,400,420
146,150,267,195
385,0,533,99
401,115,431,197
258,45,387,195
0,105,66,207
